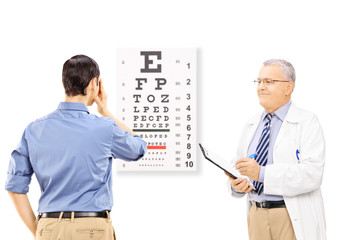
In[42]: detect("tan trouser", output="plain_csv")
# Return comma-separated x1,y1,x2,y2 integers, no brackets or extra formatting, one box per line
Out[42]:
36,212,116,240
248,205,296,240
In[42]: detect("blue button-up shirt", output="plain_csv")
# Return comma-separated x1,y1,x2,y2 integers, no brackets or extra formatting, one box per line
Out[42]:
5,102,147,213
247,101,291,202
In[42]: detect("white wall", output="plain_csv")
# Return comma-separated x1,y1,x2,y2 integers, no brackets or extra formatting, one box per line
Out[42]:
1,0,358,239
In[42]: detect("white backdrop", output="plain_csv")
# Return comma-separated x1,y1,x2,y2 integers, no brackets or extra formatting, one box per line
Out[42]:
0,0,359,239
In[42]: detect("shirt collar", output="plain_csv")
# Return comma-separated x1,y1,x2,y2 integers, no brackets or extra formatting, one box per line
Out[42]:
57,102,90,114
263,100,292,122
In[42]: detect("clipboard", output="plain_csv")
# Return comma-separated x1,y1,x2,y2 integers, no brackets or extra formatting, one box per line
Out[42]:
199,143,254,189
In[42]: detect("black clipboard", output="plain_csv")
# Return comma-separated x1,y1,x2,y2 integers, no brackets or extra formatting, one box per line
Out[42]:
199,143,238,179
199,143,255,190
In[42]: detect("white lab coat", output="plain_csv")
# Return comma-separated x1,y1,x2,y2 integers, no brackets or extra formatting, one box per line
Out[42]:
230,103,326,240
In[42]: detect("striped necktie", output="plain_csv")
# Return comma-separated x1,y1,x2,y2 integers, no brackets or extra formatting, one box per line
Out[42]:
253,113,273,195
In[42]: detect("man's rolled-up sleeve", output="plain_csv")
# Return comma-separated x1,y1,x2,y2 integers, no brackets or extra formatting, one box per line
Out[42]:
5,131,33,194
111,124,147,161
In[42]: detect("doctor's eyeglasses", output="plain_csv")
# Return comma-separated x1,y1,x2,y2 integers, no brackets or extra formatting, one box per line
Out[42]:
254,78,290,86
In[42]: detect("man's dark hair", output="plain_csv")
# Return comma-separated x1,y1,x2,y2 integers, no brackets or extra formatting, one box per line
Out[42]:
62,55,100,96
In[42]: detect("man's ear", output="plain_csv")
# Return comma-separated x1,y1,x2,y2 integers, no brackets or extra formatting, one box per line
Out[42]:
286,81,295,95
90,77,98,90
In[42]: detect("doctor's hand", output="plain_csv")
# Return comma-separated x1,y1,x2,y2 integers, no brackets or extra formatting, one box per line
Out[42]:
225,172,253,193
235,158,261,182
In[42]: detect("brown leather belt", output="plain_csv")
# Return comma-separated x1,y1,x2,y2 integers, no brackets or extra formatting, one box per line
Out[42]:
38,211,108,220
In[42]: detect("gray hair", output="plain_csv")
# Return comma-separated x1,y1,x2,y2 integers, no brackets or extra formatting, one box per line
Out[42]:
263,59,296,84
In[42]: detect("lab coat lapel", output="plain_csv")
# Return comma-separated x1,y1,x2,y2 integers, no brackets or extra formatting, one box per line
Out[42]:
274,103,301,151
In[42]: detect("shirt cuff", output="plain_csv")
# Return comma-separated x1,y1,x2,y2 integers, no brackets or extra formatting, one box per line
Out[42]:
5,174,32,194
231,185,239,193
259,166,266,182
231,186,246,198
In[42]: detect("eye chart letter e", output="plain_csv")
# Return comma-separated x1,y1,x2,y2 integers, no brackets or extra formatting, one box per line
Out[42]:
116,48,197,171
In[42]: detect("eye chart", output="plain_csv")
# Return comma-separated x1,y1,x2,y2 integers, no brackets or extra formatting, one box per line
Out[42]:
116,48,197,171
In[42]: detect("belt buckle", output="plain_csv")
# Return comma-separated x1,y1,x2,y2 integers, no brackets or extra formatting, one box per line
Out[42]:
259,201,267,208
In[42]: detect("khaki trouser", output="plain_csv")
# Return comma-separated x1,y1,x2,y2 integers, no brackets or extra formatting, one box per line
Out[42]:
248,205,296,240
36,212,116,240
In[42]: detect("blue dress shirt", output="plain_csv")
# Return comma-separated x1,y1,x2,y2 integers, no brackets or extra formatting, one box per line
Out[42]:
247,101,291,202
5,102,147,213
